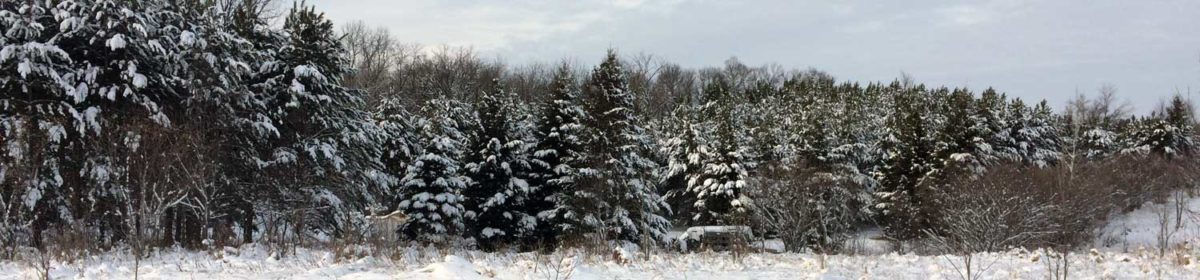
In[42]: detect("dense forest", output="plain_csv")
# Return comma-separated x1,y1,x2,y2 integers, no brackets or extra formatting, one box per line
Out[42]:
1,0,1197,259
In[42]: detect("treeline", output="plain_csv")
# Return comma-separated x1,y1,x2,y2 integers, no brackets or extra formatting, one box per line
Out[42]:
2,0,1197,258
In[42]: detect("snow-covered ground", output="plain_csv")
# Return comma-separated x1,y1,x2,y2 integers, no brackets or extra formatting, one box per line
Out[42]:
4,195,1200,280
3,245,1200,279
1097,191,1200,252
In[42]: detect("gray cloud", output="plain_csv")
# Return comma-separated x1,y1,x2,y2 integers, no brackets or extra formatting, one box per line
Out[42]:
312,0,1200,113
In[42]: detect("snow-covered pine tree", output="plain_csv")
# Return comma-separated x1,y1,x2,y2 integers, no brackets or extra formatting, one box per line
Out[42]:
1164,95,1196,156
250,2,385,235
374,96,418,209
0,0,76,117
396,101,469,243
875,82,936,241
975,88,1017,164
462,80,534,250
744,93,790,166
528,66,595,246
795,82,832,165
932,88,987,174
820,82,882,233
1076,122,1119,160
202,0,294,244
57,0,200,243
664,81,751,225
690,86,751,224
584,50,669,244
1015,100,1062,167
1122,95,1195,158
0,0,82,247
398,134,466,243
159,1,289,245
658,106,707,224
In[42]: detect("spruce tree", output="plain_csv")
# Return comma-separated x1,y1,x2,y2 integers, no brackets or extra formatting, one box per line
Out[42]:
934,88,986,173
1123,95,1195,158
1017,100,1062,167
659,107,706,223
875,83,935,240
666,82,751,225
584,50,669,244
0,0,80,246
375,97,419,212
251,3,385,233
1163,95,1196,156
462,81,534,250
975,88,1016,163
689,99,751,224
528,66,594,246
396,101,469,243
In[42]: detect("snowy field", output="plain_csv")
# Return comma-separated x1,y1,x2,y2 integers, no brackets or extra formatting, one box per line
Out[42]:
3,245,1200,280
4,195,1200,280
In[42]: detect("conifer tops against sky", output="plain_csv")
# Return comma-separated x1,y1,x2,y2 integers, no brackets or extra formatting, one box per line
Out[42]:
313,0,1200,114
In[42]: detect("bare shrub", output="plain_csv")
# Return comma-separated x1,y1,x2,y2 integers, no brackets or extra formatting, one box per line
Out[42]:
533,250,579,280
921,153,1198,280
749,161,868,254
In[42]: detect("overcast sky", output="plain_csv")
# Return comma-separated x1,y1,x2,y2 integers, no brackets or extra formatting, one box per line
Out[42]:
308,0,1200,113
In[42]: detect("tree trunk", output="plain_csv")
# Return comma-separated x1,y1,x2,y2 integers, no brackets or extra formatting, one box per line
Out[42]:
242,203,255,244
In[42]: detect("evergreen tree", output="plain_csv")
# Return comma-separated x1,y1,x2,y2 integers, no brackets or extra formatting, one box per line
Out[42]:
462,81,534,250
933,88,986,174
584,50,669,244
0,0,81,247
975,88,1016,163
690,101,751,224
665,82,752,225
1123,95,1195,158
374,97,418,212
528,66,594,246
53,0,197,243
1163,95,1196,156
1014,100,1062,167
659,106,706,223
875,83,936,240
249,3,385,234
1076,121,1120,160
396,101,469,243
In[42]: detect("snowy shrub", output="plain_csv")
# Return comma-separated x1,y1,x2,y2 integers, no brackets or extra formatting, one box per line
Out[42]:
749,161,870,253
927,156,1196,254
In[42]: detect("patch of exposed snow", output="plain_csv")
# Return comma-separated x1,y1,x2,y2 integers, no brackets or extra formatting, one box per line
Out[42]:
106,34,127,50
410,255,492,280
17,60,31,78
1097,192,1200,252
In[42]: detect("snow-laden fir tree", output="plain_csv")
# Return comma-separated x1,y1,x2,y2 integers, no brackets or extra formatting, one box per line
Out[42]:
662,81,751,225
932,89,988,174
1161,95,1195,156
528,66,595,246
239,2,386,236
0,0,81,247
1011,100,1062,167
155,1,287,245
793,81,834,165
1077,126,1120,160
658,105,708,223
1122,95,1194,158
584,50,669,244
875,82,936,241
396,100,472,243
398,133,466,243
975,88,1017,164
689,101,751,224
374,96,419,211
57,0,199,242
462,80,535,250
